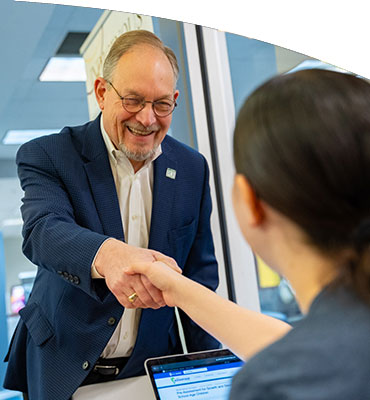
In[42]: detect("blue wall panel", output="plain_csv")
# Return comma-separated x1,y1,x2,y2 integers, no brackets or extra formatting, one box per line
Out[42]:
225,34,277,114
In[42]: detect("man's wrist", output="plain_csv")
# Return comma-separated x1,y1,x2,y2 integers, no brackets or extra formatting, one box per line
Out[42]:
91,238,116,278
91,262,105,279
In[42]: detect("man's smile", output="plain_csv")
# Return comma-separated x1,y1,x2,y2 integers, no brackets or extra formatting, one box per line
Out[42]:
126,125,156,137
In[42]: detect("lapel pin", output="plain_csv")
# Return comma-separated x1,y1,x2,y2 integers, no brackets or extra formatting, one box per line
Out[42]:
166,168,177,180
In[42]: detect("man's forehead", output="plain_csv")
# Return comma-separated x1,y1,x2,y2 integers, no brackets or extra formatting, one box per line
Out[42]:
120,89,176,101
116,44,168,65
111,51,176,92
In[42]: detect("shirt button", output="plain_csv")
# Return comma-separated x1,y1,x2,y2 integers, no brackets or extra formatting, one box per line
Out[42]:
123,331,128,340
82,361,90,370
108,317,116,326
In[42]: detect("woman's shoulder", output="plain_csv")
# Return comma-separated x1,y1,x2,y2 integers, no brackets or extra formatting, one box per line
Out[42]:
229,286,370,400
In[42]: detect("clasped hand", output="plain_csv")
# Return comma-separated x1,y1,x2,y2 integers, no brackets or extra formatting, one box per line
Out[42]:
94,239,181,309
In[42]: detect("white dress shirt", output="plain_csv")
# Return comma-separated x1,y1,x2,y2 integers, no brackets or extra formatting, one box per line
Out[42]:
94,118,162,358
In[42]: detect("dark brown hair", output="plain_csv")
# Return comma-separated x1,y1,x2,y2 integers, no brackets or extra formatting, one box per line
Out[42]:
233,69,370,302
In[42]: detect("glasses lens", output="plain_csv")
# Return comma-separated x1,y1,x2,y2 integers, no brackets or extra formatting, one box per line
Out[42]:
121,96,176,116
154,100,175,116
122,97,143,113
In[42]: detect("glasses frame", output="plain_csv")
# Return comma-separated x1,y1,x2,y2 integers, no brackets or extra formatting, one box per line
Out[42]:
106,80,177,117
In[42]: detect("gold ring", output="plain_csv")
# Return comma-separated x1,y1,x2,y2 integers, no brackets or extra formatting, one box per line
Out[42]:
128,292,138,303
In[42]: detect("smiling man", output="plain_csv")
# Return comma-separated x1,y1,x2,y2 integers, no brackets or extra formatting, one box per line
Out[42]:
4,30,219,400
96,43,179,171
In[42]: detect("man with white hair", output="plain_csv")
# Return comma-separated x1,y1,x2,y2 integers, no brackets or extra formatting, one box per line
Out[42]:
4,30,219,400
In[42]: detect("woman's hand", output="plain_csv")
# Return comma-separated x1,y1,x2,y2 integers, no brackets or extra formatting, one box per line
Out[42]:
125,260,184,307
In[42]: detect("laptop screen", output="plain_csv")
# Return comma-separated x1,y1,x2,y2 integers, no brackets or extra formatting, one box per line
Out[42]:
145,349,244,400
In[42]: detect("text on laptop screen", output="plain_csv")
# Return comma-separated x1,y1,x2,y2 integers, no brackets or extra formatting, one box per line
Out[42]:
148,351,244,400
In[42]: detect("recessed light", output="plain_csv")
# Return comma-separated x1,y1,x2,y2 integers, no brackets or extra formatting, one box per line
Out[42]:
2,218,23,227
3,129,60,145
39,57,86,82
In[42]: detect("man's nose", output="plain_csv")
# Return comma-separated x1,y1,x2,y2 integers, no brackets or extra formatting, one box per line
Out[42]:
135,102,157,127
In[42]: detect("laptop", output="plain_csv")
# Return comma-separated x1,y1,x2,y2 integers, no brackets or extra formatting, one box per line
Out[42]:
145,348,244,400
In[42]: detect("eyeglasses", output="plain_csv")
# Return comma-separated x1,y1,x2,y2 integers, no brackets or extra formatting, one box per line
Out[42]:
107,81,177,117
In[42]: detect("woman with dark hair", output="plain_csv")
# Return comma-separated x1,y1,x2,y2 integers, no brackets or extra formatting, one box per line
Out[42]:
127,69,370,399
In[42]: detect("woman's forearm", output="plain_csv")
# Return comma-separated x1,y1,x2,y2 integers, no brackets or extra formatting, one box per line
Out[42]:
174,275,291,360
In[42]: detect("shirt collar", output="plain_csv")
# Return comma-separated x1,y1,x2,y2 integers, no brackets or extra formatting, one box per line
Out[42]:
100,115,162,169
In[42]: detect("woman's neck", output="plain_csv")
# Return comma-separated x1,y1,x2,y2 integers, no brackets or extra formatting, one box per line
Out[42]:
278,244,340,313
254,205,341,314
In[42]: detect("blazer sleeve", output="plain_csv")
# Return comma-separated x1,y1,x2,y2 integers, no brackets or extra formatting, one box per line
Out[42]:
16,139,109,301
180,155,221,351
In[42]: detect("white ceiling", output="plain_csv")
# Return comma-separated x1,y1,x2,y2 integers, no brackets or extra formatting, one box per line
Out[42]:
0,0,103,237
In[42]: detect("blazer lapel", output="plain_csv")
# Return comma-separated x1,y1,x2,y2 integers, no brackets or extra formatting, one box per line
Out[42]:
81,116,124,241
148,138,178,252
79,120,178,245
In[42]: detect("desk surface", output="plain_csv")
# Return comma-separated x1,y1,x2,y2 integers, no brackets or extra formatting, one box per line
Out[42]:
72,375,154,399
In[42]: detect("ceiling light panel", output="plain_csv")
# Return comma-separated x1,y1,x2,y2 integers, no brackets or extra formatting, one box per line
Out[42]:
3,129,60,145
39,57,86,82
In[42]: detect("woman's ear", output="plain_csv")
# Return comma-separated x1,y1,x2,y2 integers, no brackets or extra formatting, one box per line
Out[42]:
234,174,265,226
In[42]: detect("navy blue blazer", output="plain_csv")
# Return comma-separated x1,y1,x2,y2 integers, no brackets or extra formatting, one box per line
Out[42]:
4,115,219,400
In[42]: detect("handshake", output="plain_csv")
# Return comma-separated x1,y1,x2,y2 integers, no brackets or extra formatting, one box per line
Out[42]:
93,238,185,309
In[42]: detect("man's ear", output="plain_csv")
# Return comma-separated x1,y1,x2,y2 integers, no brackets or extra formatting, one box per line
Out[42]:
94,77,107,111
234,174,265,226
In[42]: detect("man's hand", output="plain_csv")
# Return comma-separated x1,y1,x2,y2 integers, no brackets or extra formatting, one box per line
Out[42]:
94,239,180,309
125,261,185,308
